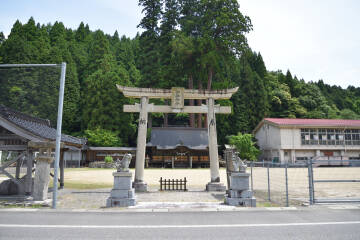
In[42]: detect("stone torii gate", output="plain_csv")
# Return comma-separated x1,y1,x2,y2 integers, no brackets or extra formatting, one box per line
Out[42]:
117,85,238,192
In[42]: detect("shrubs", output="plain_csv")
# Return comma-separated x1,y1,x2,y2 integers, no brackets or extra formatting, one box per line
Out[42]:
104,155,113,163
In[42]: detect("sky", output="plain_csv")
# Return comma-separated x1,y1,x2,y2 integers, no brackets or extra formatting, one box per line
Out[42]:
1,0,359,88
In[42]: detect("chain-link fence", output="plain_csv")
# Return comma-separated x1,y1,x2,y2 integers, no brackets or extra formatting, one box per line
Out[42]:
249,160,360,207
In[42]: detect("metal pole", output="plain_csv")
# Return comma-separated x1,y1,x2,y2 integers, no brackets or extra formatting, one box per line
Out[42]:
307,158,313,205
310,158,315,203
285,163,289,207
52,62,66,209
267,162,271,202
250,161,254,191
0,64,59,67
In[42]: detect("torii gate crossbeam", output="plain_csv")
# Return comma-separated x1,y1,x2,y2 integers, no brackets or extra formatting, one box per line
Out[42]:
117,85,238,192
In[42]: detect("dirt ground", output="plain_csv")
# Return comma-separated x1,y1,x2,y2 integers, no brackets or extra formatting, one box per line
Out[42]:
63,167,360,200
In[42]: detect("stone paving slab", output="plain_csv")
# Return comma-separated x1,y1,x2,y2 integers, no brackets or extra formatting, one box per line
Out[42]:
56,187,227,209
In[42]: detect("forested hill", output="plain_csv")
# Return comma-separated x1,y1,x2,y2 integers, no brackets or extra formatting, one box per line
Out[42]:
0,1,359,147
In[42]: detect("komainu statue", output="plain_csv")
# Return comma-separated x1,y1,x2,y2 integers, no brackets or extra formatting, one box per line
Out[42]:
232,152,247,173
115,153,132,172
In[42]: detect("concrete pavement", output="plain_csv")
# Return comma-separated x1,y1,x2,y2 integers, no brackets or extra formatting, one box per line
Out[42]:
0,206,359,239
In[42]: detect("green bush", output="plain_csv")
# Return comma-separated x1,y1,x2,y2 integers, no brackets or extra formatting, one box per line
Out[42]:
227,133,260,161
104,155,113,163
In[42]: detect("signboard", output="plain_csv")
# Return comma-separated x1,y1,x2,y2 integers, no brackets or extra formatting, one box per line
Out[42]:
171,87,184,109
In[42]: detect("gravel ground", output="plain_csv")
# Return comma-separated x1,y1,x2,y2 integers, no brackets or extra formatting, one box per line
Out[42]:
2,167,359,209
56,188,227,209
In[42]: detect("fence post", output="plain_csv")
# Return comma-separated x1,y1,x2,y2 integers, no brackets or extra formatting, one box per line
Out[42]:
285,163,289,207
160,177,163,191
267,162,271,202
310,158,315,203
184,177,187,191
250,161,254,191
307,159,313,205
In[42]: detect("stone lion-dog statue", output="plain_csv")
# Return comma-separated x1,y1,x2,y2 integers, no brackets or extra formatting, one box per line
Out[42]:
115,153,132,172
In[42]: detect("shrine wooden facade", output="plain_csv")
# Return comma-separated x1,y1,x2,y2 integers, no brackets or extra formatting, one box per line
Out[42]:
147,127,210,168
86,147,136,167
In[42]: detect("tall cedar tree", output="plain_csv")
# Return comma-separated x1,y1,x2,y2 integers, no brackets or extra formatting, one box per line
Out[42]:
48,22,81,133
137,0,163,87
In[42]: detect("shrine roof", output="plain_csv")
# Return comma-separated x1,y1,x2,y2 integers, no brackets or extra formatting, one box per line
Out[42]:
147,127,208,150
0,105,86,147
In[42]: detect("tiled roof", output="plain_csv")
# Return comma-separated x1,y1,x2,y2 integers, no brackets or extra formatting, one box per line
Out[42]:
0,105,85,146
264,118,360,127
147,127,208,150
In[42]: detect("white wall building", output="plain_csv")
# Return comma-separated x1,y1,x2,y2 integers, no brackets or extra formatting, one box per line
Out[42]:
254,118,360,163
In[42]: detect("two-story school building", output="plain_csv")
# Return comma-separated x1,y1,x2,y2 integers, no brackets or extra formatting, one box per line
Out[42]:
254,118,360,163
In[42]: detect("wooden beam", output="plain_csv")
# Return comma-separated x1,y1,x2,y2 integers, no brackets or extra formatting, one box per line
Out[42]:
0,169,23,186
124,104,232,114
60,150,64,188
0,152,25,170
117,85,238,100
25,149,33,195
28,141,64,149
0,145,27,151
0,135,26,140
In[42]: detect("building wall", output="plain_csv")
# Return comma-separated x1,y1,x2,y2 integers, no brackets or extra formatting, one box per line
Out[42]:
256,124,360,163
64,150,82,167
255,123,281,150
280,128,300,149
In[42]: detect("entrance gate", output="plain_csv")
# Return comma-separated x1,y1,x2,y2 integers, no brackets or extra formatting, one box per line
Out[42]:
117,85,238,192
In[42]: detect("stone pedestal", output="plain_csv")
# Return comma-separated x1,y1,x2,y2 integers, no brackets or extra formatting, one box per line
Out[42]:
33,156,53,201
225,172,256,207
133,181,148,193
107,172,136,207
206,182,226,191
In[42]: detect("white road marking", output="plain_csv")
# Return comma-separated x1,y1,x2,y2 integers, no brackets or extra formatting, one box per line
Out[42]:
0,221,359,229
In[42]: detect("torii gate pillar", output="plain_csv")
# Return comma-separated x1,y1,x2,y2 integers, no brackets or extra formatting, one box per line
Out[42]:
133,96,149,192
117,85,238,192
206,97,225,191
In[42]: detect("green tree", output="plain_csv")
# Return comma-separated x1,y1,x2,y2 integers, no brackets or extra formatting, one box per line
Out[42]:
159,0,183,88
48,21,81,133
196,0,252,90
228,133,260,161
85,128,122,147
339,109,360,119
137,0,163,87
82,54,136,145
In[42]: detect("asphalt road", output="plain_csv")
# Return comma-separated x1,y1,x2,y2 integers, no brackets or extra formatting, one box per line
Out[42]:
0,208,359,240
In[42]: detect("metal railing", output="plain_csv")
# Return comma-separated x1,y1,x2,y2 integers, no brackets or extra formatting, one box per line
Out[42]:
247,159,360,206
308,158,360,204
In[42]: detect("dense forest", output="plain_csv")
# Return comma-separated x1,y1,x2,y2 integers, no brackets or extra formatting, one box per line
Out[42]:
0,0,359,147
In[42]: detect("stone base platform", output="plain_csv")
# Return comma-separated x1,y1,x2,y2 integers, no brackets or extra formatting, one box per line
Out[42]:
225,197,256,207
225,172,256,207
106,171,136,207
106,198,136,207
133,181,148,192
206,182,226,192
